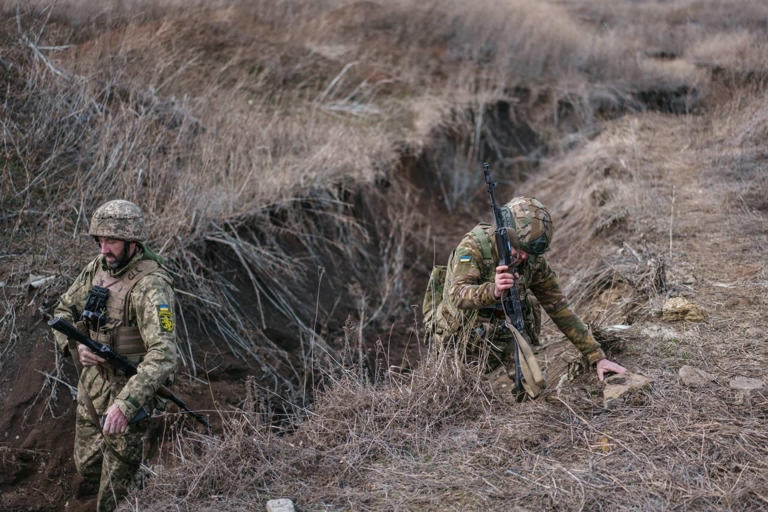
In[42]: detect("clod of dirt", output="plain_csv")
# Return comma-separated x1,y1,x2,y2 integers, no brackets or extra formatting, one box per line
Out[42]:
729,376,764,406
678,365,717,387
662,297,706,322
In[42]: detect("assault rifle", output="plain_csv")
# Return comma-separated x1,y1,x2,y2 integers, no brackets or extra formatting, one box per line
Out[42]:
483,162,525,392
48,316,211,430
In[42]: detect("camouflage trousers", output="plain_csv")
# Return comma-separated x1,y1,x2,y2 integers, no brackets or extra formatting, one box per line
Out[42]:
74,414,147,512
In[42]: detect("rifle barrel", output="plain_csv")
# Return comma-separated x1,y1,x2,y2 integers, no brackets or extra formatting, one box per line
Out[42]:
482,162,524,392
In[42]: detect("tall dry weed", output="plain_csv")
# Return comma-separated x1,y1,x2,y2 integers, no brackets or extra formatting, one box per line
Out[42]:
132,355,496,510
1,4,414,400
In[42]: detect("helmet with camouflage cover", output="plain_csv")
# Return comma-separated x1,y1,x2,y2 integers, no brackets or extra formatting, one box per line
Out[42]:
500,196,553,255
89,199,147,242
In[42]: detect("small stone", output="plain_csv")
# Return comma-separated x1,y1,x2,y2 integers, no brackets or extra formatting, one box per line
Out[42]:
603,372,653,408
729,376,763,391
729,376,763,406
267,499,296,512
678,365,716,387
745,327,764,341
662,297,705,322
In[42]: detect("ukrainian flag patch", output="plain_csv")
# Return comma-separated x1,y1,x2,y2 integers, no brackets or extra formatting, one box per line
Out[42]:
157,304,174,333
459,255,471,264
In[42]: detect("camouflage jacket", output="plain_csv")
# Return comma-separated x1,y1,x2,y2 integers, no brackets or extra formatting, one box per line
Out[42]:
53,248,178,420
438,223,605,365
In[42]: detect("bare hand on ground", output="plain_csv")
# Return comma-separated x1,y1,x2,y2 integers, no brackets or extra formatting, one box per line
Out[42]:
596,358,626,382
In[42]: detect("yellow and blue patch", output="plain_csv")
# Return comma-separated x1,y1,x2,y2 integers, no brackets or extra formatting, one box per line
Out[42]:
459,255,472,264
157,304,174,333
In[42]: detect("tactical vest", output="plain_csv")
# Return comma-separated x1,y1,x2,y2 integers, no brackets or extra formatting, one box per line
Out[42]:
438,223,542,345
468,222,496,285
467,223,506,323
89,259,160,358
423,223,496,338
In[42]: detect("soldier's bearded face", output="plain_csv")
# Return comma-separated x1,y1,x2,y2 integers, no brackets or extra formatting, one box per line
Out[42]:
98,237,133,269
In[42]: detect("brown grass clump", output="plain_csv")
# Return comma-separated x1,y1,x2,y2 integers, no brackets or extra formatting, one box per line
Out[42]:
131,351,768,511
129,359,496,510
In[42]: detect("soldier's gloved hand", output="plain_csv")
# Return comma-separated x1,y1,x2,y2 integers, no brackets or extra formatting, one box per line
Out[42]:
493,265,519,298
596,358,627,382
102,404,128,435
77,344,106,367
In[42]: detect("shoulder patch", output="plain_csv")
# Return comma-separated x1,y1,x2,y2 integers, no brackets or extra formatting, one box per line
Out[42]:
459,255,472,263
157,304,174,333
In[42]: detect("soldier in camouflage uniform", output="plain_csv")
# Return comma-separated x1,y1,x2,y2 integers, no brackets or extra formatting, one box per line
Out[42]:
52,200,178,512
434,196,625,381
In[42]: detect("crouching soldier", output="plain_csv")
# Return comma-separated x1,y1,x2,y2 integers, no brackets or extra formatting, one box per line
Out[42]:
431,196,625,383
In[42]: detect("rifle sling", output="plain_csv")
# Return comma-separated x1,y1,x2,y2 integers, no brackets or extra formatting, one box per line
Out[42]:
67,338,102,429
506,324,545,398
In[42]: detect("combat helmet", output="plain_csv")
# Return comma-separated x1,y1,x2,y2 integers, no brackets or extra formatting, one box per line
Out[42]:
89,199,147,242
499,196,553,255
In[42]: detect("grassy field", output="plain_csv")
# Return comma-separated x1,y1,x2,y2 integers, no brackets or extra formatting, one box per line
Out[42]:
1,1,768,510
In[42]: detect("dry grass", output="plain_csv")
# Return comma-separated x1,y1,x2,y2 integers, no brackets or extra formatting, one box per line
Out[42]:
2,1,768,510
2,0,685,390
130,350,768,511
128,118,768,508
2,3,413,397
0,295,19,373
